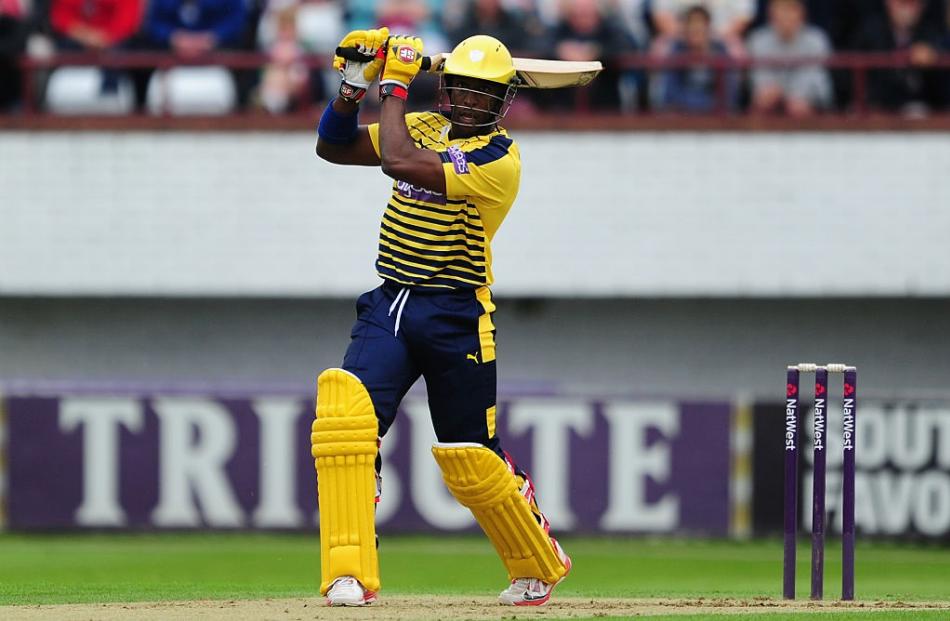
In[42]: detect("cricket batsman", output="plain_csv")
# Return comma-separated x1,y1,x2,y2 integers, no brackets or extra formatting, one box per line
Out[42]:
311,28,571,607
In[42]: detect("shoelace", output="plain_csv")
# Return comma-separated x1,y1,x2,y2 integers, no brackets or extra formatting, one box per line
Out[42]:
330,576,361,591
510,578,545,594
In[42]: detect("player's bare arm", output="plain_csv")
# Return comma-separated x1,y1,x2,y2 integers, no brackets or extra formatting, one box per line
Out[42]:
315,28,388,167
315,97,379,166
375,35,446,193
378,95,446,192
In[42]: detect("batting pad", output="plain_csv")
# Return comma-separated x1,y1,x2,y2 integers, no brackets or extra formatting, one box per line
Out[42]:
431,443,568,584
312,368,380,594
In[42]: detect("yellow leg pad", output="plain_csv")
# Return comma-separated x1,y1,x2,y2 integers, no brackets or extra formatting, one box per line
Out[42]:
431,443,568,584
311,368,380,595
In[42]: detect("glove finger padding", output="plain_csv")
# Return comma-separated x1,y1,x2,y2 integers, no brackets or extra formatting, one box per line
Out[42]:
335,29,368,74
336,28,388,55
380,35,424,90
334,27,389,99
362,27,389,58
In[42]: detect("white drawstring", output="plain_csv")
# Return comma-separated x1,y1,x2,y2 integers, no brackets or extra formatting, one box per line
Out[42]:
387,287,410,336
388,288,405,315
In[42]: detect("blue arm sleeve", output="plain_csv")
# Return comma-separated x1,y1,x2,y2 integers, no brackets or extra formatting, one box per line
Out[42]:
318,104,359,144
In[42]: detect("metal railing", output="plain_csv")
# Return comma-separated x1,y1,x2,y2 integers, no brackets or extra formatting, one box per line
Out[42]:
17,50,298,115
9,49,950,123
611,51,950,115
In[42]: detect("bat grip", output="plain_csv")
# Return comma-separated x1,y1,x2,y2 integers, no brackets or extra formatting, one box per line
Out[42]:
335,46,433,72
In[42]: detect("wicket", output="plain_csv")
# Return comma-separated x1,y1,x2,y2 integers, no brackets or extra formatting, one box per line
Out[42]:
783,363,857,601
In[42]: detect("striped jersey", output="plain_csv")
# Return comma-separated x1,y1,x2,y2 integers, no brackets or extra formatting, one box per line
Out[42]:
367,111,520,289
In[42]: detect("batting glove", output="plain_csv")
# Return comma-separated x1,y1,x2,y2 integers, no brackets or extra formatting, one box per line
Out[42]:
333,27,389,102
379,35,424,101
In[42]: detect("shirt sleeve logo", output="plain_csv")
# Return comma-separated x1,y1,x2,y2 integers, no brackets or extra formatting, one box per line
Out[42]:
446,145,469,175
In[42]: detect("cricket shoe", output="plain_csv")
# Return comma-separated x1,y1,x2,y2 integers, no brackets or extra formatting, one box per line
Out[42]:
498,538,572,606
326,576,377,606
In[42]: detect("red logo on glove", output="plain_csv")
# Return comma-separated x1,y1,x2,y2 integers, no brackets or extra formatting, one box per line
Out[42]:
397,46,417,63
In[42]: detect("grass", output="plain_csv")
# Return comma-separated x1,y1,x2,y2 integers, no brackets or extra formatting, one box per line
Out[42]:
0,534,948,617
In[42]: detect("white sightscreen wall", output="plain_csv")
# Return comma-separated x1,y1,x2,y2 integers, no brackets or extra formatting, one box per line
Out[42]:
1,131,948,297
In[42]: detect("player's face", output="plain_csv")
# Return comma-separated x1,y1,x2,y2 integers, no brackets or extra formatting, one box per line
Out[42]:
447,76,503,136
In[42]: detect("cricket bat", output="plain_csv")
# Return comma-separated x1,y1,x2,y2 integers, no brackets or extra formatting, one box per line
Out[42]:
335,47,602,89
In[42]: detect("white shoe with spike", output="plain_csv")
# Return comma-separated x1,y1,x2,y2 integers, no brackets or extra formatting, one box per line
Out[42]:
498,538,572,606
326,576,377,606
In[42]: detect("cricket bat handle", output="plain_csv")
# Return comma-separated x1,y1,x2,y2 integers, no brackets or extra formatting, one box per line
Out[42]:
337,45,602,89
335,46,444,73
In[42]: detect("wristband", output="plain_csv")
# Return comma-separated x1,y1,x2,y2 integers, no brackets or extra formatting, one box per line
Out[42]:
338,81,366,103
379,82,409,102
317,102,359,144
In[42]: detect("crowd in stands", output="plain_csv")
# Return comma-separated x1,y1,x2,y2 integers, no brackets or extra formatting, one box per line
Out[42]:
1,0,949,116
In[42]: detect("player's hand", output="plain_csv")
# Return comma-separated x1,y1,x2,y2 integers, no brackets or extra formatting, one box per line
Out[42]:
333,27,389,102
379,35,424,97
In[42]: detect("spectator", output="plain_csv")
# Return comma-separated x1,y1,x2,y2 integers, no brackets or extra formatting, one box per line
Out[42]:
531,0,559,26
235,0,267,106
652,0,755,56
257,0,343,109
748,0,832,116
615,0,651,109
374,0,448,51
799,0,833,37
657,5,738,113
130,0,248,109
822,1,877,48
0,0,29,111
292,0,344,54
445,0,548,56
363,0,447,104
440,0,550,114
850,0,948,113
749,0,833,35
46,0,143,103
49,0,143,51
255,0,308,113
346,0,447,50
932,0,948,34
616,0,650,49
375,0,428,28
142,0,247,57
546,0,634,110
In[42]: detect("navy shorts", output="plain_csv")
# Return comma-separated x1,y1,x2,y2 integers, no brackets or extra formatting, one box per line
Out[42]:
342,280,501,454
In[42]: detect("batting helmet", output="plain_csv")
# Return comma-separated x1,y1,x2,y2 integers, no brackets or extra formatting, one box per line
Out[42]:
438,35,519,128
443,35,517,86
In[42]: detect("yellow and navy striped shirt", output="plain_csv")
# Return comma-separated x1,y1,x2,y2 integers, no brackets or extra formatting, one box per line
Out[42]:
367,111,520,289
